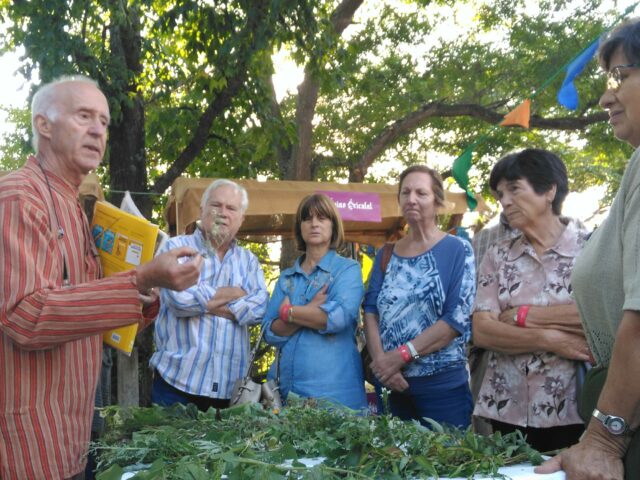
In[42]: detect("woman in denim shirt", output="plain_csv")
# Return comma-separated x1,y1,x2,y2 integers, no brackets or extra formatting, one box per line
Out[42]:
363,165,475,428
263,194,367,411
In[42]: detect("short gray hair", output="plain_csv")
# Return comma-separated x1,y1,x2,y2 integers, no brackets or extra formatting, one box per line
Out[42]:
31,75,100,153
200,179,249,213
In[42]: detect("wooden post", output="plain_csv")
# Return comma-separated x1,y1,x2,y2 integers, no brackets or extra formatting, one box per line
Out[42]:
117,349,139,407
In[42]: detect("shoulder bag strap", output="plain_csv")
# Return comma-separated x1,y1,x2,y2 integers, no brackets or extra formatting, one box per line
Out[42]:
380,242,395,277
243,327,266,378
275,348,281,385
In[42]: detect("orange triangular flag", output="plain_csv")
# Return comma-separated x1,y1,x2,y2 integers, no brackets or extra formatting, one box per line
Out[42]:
500,99,531,128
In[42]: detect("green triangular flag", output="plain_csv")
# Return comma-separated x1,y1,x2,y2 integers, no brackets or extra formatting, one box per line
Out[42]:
452,147,477,210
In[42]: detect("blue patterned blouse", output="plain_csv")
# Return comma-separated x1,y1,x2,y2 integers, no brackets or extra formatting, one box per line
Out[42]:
263,250,367,411
363,235,475,377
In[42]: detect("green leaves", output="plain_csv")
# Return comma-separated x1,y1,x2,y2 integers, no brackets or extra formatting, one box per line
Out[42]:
95,401,543,479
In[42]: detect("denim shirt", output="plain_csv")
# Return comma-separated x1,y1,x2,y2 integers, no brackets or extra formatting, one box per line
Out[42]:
363,235,475,377
263,250,367,410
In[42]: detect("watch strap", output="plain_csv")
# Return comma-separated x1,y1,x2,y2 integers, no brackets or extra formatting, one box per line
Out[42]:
406,341,420,360
592,408,632,436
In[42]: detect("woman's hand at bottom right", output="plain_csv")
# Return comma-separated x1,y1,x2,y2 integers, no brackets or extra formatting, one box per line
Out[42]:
535,430,625,480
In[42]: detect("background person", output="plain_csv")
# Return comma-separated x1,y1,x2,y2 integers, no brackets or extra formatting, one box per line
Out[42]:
473,148,590,452
472,213,518,269
151,179,269,411
362,165,475,429
0,75,202,480
263,193,367,410
538,17,640,479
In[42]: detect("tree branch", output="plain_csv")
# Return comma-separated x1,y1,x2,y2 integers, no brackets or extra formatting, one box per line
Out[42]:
152,3,272,194
254,59,293,179
351,101,608,181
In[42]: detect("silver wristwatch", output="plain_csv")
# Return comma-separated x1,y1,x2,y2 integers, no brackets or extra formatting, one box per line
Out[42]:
592,408,631,436
406,341,420,361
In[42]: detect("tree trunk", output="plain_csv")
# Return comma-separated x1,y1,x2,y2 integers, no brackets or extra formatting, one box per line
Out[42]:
281,0,364,266
289,0,364,182
105,1,154,406
290,75,319,181
279,238,300,271
116,351,139,407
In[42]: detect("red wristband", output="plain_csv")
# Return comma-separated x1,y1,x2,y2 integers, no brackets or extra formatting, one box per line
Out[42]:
279,303,291,322
397,344,412,363
516,305,529,328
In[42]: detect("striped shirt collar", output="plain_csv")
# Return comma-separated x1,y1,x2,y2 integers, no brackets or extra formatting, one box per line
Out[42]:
26,155,82,202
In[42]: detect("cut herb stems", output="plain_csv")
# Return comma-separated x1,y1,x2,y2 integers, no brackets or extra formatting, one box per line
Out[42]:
94,399,543,480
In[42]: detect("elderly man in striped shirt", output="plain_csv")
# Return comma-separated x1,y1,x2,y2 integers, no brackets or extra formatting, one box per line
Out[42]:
150,179,269,411
0,76,203,480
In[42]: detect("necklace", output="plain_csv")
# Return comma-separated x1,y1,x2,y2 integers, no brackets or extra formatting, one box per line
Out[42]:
37,161,70,285
37,161,65,239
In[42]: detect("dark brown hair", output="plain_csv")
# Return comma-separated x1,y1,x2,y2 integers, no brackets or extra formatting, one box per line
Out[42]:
397,165,445,208
294,193,345,251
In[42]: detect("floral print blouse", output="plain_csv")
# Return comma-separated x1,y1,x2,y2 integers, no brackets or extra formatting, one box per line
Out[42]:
473,218,589,428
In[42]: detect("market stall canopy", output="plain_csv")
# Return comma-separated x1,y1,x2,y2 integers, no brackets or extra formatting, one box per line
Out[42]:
165,177,488,247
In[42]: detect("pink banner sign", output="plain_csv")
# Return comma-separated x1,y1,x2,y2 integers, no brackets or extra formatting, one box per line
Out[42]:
318,191,381,222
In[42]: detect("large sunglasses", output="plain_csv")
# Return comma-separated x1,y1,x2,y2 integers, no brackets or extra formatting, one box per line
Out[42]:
607,63,640,90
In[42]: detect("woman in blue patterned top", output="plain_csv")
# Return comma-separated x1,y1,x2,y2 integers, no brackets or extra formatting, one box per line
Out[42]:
363,165,476,428
263,194,367,410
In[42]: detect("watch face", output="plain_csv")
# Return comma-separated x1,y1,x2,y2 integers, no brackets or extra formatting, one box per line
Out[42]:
607,416,626,435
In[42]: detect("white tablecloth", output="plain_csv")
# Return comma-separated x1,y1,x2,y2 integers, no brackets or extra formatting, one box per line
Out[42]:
121,460,565,479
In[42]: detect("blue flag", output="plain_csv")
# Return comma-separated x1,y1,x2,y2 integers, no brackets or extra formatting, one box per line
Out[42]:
557,39,600,110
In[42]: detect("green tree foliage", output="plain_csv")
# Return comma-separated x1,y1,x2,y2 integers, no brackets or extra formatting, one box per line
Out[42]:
294,0,631,200
1,0,323,211
1,0,631,202
0,106,30,171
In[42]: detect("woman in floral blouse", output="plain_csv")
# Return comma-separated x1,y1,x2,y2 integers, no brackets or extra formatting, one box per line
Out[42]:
473,148,591,452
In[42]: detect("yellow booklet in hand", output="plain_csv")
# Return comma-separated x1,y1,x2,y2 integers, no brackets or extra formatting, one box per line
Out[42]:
91,199,159,354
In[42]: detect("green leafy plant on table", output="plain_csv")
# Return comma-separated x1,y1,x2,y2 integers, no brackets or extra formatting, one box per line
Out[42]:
94,397,543,480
